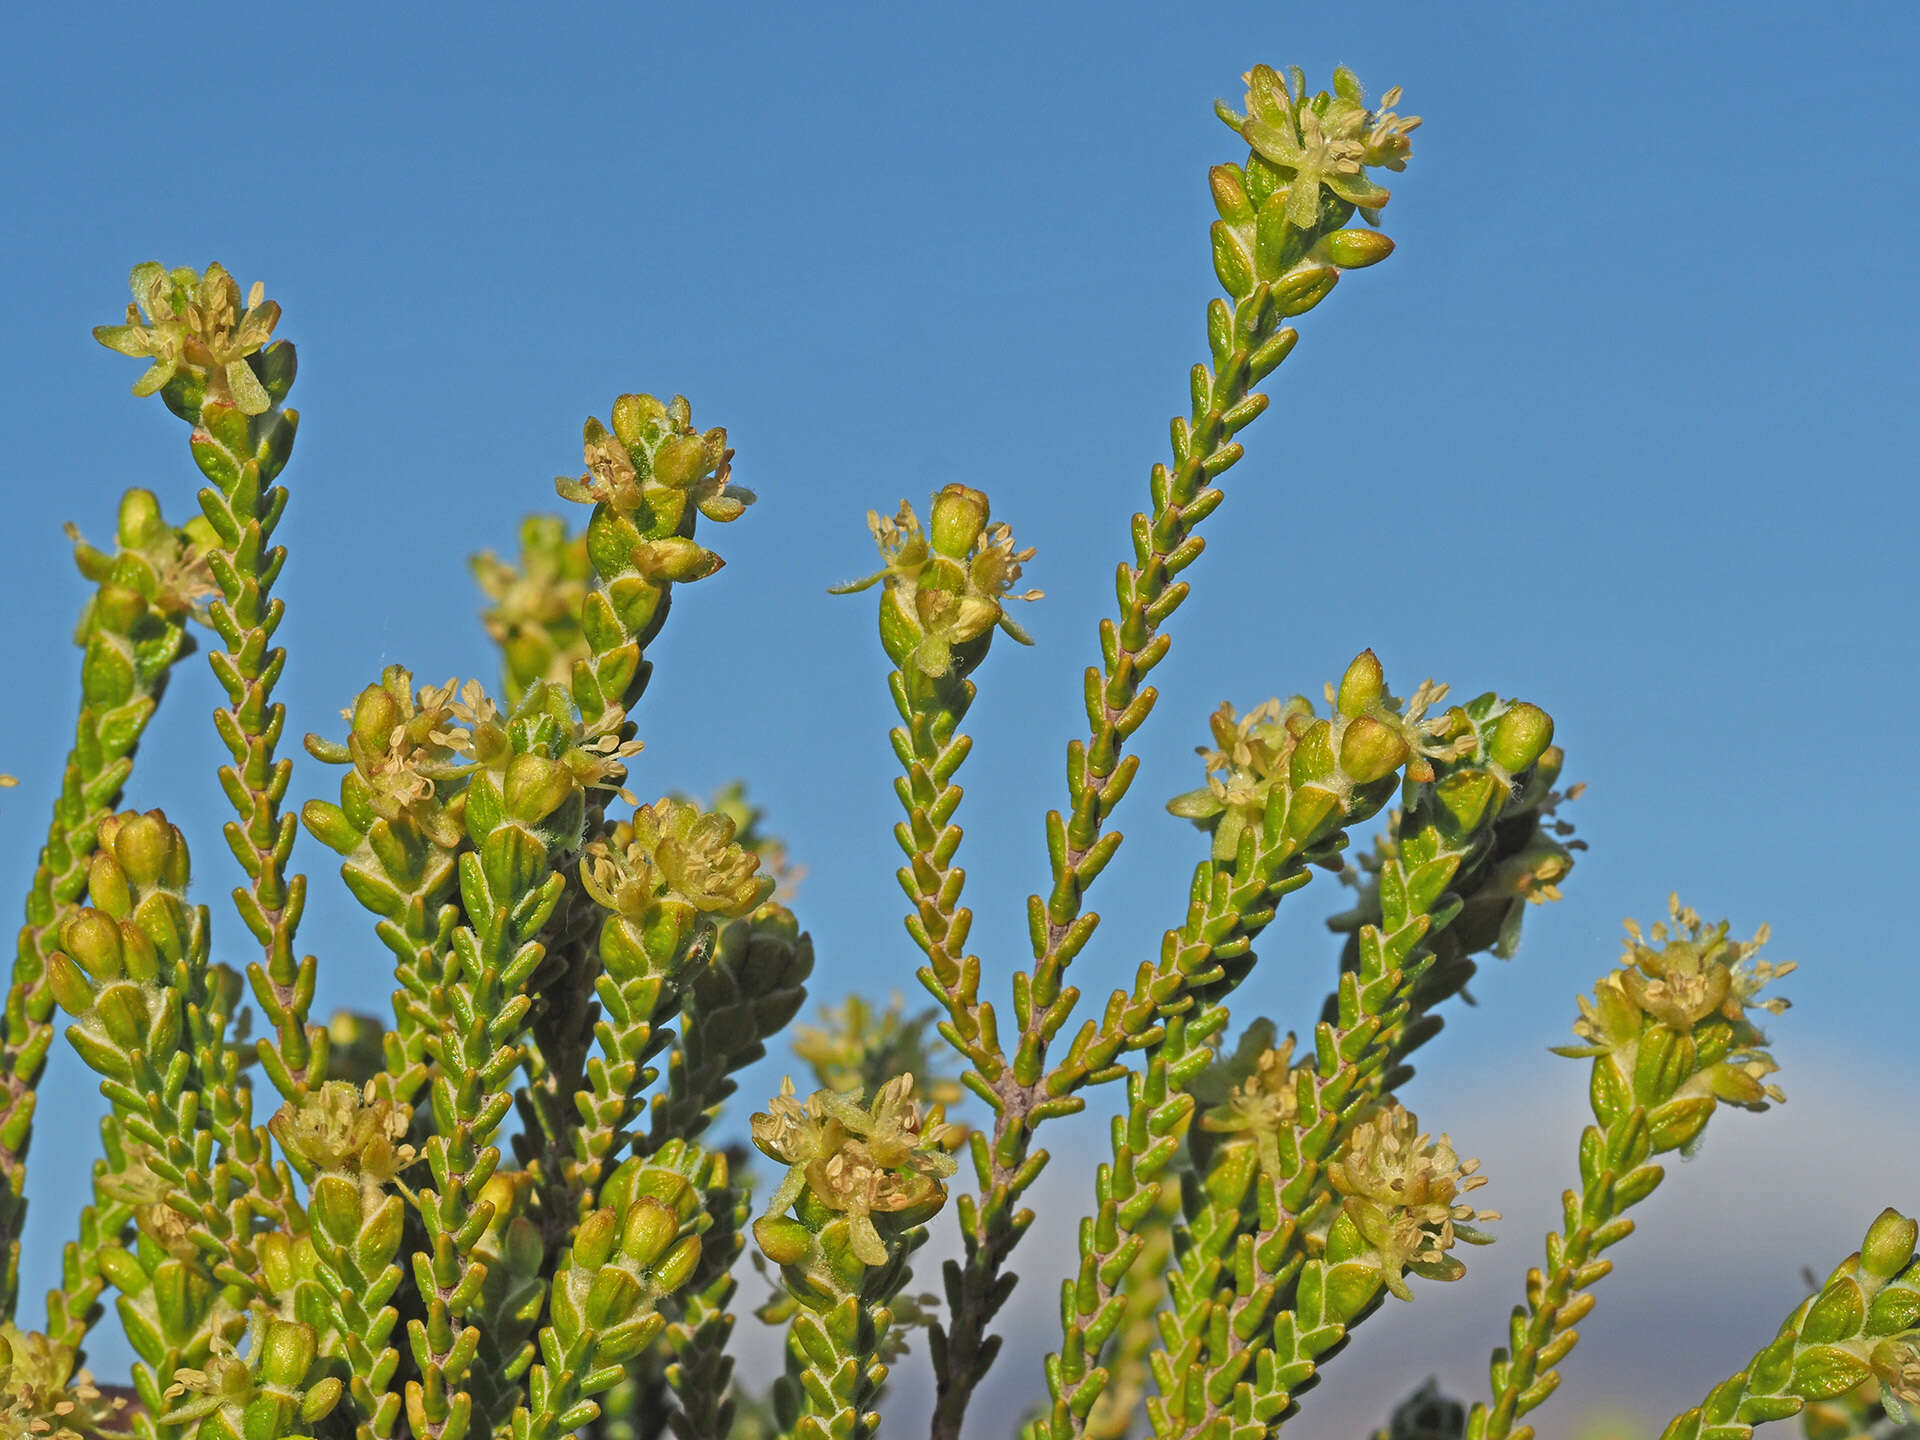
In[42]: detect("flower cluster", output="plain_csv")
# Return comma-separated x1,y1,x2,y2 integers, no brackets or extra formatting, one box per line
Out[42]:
1617,901,1792,1035
268,1080,417,1198
0,1326,124,1440
580,798,775,922
92,261,282,414
306,668,470,847
832,484,1041,679
1168,650,1497,861
1558,897,1791,1118
159,1312,341,1440
556,394,751,530
68,489,219,625
1196,1021,1303,1183
1325,1104,1497,1301
697,780,804,900
1219,65,1421,229
750,1076,958,1269
437,679,645,838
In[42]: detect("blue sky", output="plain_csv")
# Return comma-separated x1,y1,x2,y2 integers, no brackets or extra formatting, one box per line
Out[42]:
2,0,1915,1429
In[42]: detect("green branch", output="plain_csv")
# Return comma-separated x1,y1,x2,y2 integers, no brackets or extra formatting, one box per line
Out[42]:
1659,1210,1920,1440
1471,904,1791,1440
931,64,1418,1438
0,490,199,1322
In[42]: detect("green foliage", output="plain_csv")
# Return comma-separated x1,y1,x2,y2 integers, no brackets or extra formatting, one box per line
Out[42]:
0,48,1905,1440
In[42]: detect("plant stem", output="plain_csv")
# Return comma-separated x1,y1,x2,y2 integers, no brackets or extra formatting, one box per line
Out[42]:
191,390,316,1101
933,275,1293,1440
0,572,189,1319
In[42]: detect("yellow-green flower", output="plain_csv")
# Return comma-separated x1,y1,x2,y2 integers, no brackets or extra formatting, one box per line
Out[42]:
581,798,774,920
1198,1024,1303,1183
268,1080,417,1197
1565,901,1791,1084
93,262,281,414
306,668,471,848
1229,66,1402,228
832,485,1041,678
751,1075,958,1266
160,1312,341,1439
1326,1104,1496,1301
0,1326,125,1440
556,417,647,515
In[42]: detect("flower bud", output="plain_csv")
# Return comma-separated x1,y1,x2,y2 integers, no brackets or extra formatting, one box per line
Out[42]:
350,685,404,750
1862,1208,1919,1280
1311,229,1397,269
652,1234,703,1292
573,1208,619,1271
930,485,990,560
87,853,132,920
620,1196,679,1269
503,753,575,826
258,1319,318,1389
610,393,667,450
60,910,125,980
1336,649,1384,717
45,952,95,1017
754,1215,812,1266
1489,703,1554,773
117,488,168,550
107,810,184,891
651,433,712,489
1339,715,1410,785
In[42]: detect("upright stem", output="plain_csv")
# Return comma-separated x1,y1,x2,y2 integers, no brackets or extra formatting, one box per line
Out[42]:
192,384,317,1100
0,532,190,1319
933,279,1296,1440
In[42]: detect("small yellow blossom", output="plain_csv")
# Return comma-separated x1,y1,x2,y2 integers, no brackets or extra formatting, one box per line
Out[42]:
93,262,282,414
0,1325,125,1440
268,1080,417,1196
751,1075,958,1267
1328,1104,1497,1301
1199,1028,1303,1182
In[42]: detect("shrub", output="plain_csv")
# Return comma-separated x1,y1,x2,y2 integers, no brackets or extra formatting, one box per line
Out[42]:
2,56,1913,1440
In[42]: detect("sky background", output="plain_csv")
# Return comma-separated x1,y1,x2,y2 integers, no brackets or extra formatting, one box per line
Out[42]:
2,1,1916,1435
